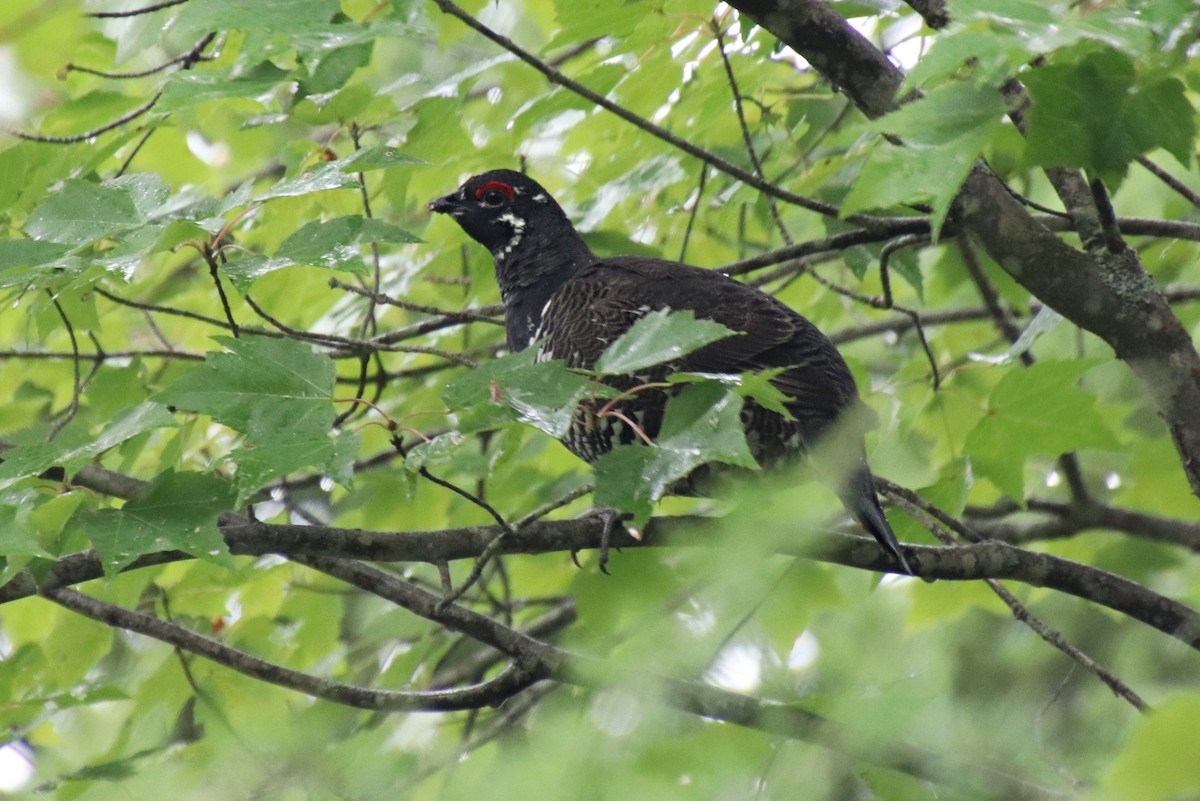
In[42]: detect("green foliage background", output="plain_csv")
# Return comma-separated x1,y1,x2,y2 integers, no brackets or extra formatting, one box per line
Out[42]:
1,0,1199,798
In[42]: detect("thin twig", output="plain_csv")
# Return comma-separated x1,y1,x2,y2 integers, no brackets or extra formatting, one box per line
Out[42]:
713,20,793,245
515,484,595,528
679,164,708,263
390,435,516,607
1136,156,1200,208
206,249,240,337
805,261,940,386
329,278,503,325
82,332,106,387
238,292,481,366
115,128,155,178
3,91,163,144
429,602,577,689
94,285,251,333
239,293,357,344
65,32,217,79
0,348,205,362
881,484,1149,712
968,497,1200,553
983,576,1148,711
88,0,189,17
719,226,928,277
333,124,385,427
47,294,83,440
876,234,941,387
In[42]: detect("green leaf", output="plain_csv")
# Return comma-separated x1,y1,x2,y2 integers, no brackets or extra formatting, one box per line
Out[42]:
159,62,292,113
337,145,427,173
0,239,71,288
172,0,342,33
0,493,54,559
1125,75,1196,167
965,361,1120,499
1104,693,1200,801
847,82,1006,235
156,336,333,432
576,156,687,231
106,173,171,219
300,41,373,95
594,382,755,525
443,349,597,438
903,26,1028,91
0,403,178,487
950,0,1155,57
277,218,369,268
656,382,757,472
665,368,794,417
250,161,362,202
25,179,141,246
404,432,467,472
279,215,421,263
71,471,234,575
870,82,1008,148
155,335,337,501
734,368,796,420
222,216,421,290
595,309,736,375
328,428,361,488
550,0,642,48
593,446,656,524
1022,48,1195,183
229,425,337,505
216,256,298,290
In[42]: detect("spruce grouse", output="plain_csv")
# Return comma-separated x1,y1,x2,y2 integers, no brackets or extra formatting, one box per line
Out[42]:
430,169,915,576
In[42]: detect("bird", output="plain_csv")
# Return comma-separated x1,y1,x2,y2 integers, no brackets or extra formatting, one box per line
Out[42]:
429,169,916,576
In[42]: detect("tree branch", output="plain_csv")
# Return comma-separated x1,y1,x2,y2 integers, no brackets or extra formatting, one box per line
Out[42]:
44,586,545,711
731,0,909,118
6,514,1199,652
970,498,1200,552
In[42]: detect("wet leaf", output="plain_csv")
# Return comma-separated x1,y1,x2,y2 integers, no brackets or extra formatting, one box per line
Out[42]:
596,309,736,375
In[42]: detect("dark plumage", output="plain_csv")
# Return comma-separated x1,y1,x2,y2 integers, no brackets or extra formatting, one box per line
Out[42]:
430,169,915,576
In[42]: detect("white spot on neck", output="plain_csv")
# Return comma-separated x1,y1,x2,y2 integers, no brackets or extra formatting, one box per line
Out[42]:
493,211,527,257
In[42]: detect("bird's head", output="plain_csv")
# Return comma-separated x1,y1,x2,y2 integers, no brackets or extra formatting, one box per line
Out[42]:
429,169,573,260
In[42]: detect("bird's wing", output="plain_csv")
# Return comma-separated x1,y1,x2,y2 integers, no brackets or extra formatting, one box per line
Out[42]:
582,258,859,419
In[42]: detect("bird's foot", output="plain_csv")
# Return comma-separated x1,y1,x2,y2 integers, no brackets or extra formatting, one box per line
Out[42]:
575,506,631,574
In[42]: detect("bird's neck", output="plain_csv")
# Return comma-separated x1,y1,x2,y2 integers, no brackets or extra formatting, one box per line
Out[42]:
494,224,593,352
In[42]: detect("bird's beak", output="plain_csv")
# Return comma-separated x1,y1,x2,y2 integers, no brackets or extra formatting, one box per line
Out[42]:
428,194,462,215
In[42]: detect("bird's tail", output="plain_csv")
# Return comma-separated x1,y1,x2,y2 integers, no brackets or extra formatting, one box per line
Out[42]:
841,468,916,577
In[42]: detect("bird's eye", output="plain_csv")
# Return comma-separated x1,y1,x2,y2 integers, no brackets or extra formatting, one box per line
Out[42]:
474,180,515,206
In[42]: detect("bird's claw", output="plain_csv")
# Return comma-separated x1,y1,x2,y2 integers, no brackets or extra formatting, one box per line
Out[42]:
576,506,629,574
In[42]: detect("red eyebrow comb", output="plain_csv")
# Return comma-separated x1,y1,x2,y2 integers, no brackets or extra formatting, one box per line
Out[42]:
475,180,515,200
